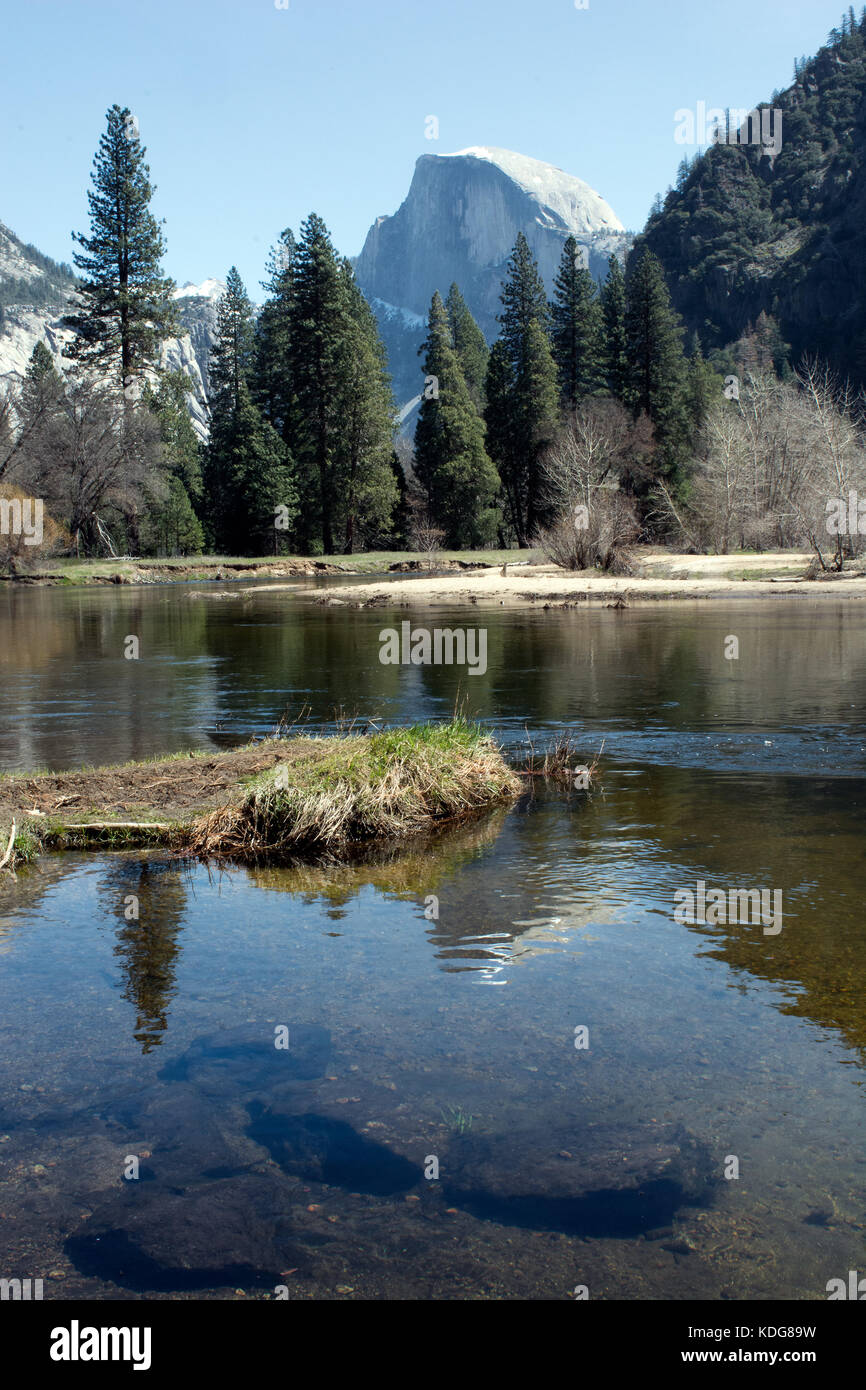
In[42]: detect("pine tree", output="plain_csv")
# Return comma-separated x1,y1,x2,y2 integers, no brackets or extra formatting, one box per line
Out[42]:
414,291,500,548
20,341,65,425
334,265,399,552
141,475,204,556
209,267,256,411
483,342,517,543
289,214,350,554
144,369,203,502
387,450,410,549
498,232,551,359
684,333,721,442
139,369,205,555
600,254,629,400
65,105,177,391
204,268,296,554
488,234,559,544
445,283,489,411
550,236,603,412
0,341,66,487
255,228,298,446
624,248,690,483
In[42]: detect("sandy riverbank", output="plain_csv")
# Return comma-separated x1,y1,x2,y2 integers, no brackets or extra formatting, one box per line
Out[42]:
303,553,866,607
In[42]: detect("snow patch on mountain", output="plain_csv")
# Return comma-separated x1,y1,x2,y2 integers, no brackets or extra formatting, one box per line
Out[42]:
368,296,427,331
172,278,226,302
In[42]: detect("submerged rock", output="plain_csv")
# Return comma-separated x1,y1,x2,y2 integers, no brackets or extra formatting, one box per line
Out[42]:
246,1108,423,1196
157,1023,331,1101
441,1122,715,1237
99,1083,246,1187
65,1171,313,1293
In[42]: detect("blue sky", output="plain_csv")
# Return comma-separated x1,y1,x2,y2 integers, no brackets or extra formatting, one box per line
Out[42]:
0,0,852,295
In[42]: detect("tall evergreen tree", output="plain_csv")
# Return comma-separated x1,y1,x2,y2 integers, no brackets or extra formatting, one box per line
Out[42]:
445,283,489,411
64,105,177,391
551,236,603,411
498,232,551,360
289,214,351,554
334,265,399,552
140,369,205,555
487,234,559,544
144,369,203,503
204,268,296,553
684,333,721,442
0,341,66,488
21,341,65,428
209,267,256,408
255,228,298,446
624,248,690,483
414,291,501,548
141,475,204,556
483,341,517,545
600,254,629,401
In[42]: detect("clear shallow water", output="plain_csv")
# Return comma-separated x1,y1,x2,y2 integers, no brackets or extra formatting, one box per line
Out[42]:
0,584,865,1299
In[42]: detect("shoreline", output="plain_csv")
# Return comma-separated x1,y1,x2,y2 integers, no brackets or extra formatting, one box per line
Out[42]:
4,550,865,604
308,554,866,608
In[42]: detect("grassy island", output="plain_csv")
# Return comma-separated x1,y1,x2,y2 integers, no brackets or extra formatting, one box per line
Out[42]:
0,720,522,869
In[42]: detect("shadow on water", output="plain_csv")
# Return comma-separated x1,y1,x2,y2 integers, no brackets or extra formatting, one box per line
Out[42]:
64,1228,280,1295
443,1178,706,1239
246,1105,423,1195
435,1120,718,1239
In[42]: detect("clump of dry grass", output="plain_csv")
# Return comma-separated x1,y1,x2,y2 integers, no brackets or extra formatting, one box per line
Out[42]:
519,730,604,788
188,719,521,861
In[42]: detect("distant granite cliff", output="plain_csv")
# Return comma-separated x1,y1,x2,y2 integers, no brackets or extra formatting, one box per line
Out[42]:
354,147,630,411
0,220,221,440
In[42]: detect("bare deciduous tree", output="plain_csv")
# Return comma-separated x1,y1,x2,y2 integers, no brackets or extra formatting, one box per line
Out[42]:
654,364,866,567
537,401,641,571
20,375,162,556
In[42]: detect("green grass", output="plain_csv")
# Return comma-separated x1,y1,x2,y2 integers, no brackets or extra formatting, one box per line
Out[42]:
19,549,530,586
441,1105,474,1134
191,719,521,859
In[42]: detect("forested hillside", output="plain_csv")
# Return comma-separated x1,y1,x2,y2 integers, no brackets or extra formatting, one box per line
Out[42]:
639,8,866,383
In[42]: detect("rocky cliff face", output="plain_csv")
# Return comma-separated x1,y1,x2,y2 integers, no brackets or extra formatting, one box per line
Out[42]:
168,280,225,400
0,222,222,441
354,147,630,409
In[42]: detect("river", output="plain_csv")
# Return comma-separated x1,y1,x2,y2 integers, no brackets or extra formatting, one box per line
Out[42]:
0,579,864,1299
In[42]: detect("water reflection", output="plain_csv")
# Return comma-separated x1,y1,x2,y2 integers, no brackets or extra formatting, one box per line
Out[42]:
98,860,189,1052
2,584,866,774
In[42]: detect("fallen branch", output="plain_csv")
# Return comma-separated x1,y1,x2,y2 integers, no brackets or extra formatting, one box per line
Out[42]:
51,821,176,832
0,818,16,870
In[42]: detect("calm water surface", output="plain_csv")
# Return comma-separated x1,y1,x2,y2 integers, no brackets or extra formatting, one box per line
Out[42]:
0,582,864,1299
